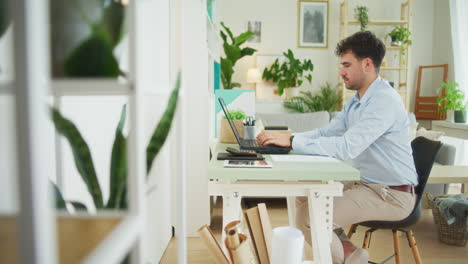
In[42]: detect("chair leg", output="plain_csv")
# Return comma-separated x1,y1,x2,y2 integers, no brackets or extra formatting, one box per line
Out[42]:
347,224,358,239
392,230,401,264
406,230,422,264
362,230,372,249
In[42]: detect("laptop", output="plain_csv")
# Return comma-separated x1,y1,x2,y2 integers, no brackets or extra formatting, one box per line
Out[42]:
218,97,291,154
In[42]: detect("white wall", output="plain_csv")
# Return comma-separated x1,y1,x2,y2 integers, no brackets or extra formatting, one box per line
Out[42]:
218,0,454,112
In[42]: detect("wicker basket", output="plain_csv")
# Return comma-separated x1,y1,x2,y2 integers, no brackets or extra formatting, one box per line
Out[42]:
427,193,468,246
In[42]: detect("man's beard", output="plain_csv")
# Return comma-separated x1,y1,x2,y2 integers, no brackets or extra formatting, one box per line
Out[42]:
343,77,364,91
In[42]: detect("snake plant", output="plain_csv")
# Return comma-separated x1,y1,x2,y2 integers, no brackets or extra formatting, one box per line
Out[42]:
51,74,181,210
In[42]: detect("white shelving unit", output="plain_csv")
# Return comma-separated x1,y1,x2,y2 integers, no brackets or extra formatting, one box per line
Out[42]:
339,0,413,109
0,0,179,263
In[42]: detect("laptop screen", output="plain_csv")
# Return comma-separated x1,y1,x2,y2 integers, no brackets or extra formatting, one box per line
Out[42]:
218,97,242,144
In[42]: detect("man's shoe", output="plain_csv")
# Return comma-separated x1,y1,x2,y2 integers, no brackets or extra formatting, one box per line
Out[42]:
344,248,369,264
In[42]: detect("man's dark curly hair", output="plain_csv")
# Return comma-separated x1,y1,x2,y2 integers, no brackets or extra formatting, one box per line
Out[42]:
335,31,386,72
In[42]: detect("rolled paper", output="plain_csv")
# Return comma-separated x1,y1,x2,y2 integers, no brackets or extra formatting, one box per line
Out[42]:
227,229,240,249
224,220,242,235
270,226,304,264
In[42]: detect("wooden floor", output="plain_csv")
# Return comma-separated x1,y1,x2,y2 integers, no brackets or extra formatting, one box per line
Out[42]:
161,195,468,264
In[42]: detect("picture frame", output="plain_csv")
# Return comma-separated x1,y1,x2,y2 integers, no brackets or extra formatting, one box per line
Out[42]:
298,0,329,48
247,21,262,43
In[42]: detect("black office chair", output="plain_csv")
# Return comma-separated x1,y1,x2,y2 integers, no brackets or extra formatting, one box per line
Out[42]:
347,136,442,264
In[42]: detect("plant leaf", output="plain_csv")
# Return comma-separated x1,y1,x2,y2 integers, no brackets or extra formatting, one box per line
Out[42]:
221,58,234,89
64,25,120,77
51,181,67,210
101,0,125,47
50,108,104,208
0,0,11,38
69,201,88,211
235,31,255,46
107,105,127,209
241,47,257,57
146,73,181,174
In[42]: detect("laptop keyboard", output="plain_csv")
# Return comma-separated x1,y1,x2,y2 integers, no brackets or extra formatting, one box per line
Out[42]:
242,139,260,147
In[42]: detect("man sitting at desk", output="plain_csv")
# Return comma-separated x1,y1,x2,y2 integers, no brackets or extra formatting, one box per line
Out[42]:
257,31,417,264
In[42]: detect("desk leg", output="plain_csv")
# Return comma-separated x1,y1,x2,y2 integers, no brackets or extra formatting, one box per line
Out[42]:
308,192,333,264
287,196,297,227
221,191,242,250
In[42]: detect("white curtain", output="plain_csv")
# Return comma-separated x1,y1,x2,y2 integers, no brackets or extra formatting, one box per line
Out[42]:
449,0,468,94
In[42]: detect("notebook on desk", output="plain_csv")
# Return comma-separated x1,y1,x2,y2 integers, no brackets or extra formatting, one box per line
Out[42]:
218,97,291,154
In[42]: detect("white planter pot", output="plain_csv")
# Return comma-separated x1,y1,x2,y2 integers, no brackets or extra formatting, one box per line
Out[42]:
445,109,454,122
282,87,300,100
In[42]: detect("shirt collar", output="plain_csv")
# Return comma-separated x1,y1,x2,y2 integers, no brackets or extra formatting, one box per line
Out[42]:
352,76,382,104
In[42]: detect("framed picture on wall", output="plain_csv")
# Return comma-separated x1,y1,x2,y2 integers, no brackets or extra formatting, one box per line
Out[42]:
298,0,328,48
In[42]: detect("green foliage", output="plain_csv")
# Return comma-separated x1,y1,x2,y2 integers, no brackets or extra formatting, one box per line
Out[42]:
262,49,314,96
0,0,10,38
220,22,257,89
437,81,467,113
63,0,126,76
51,74,181,210
386,26,412,45
283,83,342,113
51,108,104,209
146,76,181,174
385,26,412,62
64,25,120,77
354,5,369,31
222,109,246,121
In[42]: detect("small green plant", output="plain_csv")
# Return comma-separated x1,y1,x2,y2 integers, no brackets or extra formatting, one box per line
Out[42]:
436,81,467,113
222,109,246,121
354,5,369,31
386,26,412,46
385,26,412,63
52,74,181,210
283,83,342,113
262,49,314,96
220,22,257,89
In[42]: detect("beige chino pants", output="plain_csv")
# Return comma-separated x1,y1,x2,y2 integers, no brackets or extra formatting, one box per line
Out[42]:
296,181,416,246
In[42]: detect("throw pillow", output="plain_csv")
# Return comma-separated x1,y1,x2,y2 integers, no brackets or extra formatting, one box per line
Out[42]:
416,127,444,141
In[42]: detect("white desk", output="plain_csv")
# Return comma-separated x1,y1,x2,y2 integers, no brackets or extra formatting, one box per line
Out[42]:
208,144,360,264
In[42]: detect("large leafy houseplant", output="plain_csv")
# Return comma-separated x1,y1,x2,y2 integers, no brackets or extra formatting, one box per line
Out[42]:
283,83,341,113
262,49,314,96
53,75,181,210
354,5,369,31
220,22,257,89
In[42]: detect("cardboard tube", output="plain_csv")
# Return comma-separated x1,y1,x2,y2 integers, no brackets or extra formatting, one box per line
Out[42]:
226,234,255,264
224,220,241,235
227,229,240,249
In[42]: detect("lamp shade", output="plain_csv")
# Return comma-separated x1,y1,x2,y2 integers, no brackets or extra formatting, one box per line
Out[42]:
246,68,262,83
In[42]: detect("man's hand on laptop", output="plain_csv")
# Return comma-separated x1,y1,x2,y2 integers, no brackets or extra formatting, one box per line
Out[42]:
257,131,292,147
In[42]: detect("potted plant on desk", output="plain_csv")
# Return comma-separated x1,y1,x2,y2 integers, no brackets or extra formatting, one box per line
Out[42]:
262,49,314,100
219,109,246,143
437,80,467,123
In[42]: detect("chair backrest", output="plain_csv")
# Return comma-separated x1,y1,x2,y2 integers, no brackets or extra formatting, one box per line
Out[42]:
412,136,442,203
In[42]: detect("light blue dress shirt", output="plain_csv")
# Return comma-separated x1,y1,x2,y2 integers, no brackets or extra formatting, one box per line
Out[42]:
293,77,418,186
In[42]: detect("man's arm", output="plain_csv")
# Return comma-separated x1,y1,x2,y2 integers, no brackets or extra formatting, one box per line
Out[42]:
295,110,347,139
293,102,396,160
